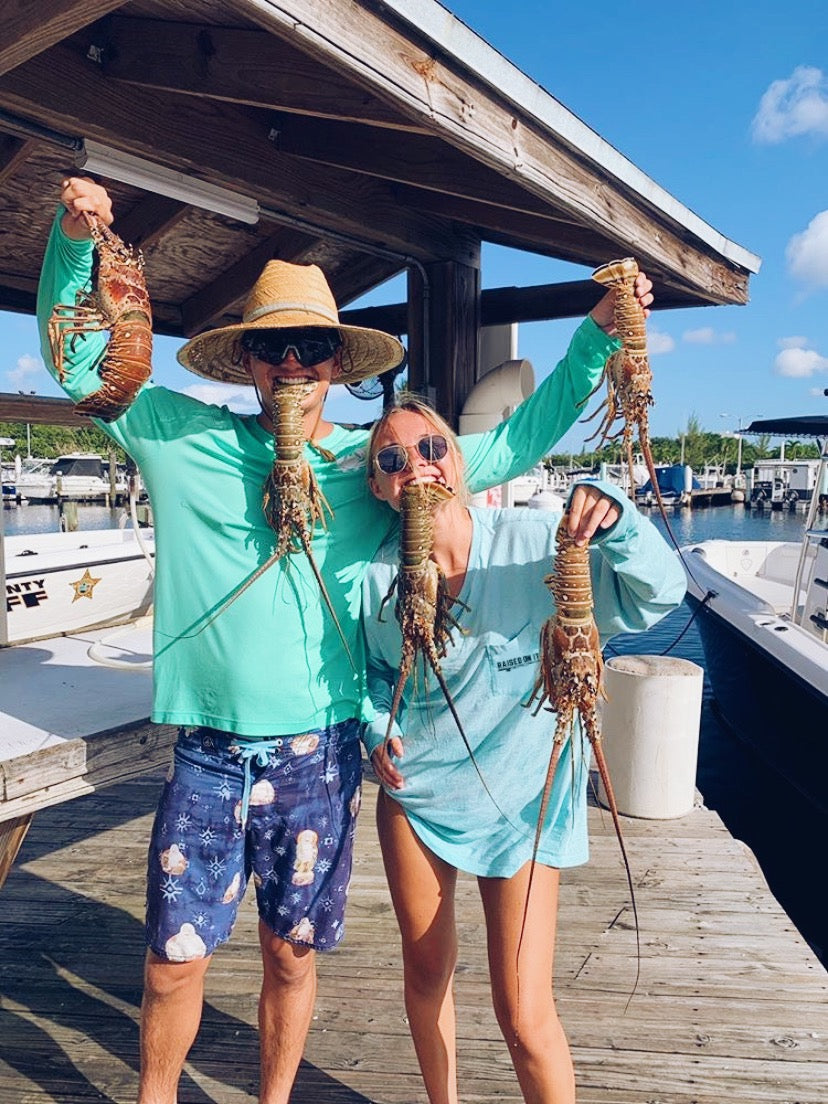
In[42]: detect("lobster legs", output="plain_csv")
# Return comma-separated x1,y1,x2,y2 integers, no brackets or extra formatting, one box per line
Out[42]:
525,514,640,998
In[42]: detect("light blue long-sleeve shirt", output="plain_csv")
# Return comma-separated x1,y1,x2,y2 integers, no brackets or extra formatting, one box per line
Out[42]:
362,484,686,876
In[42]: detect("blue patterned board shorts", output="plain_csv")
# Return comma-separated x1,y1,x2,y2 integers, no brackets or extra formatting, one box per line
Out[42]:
146,720,363,961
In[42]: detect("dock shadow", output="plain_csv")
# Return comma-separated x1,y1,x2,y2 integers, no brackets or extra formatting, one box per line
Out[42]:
1,787,374,1102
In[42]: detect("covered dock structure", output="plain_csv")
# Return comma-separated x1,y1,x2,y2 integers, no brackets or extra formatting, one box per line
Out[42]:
0,0,759,424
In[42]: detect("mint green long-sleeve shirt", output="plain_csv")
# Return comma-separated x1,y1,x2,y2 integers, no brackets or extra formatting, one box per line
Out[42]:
37,212,620,736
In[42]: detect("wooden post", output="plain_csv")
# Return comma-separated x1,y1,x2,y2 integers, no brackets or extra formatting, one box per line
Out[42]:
406,254,481,428
63,500,78,531
0,814,33,889
108,451,118,505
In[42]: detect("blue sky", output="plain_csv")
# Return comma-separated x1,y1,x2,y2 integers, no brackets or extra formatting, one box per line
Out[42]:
4,0,828,454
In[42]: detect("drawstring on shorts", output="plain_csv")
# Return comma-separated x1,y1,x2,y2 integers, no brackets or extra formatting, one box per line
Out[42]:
228,737,284,828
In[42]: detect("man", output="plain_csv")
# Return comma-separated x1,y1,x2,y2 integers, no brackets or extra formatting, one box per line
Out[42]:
39,176,652,1104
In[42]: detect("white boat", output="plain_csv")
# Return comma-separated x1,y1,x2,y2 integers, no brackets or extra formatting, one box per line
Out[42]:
15,452,128,503
510,464,545,505
682,416,828,814
749,457,820,510
511,462,572,506
1,525,155,645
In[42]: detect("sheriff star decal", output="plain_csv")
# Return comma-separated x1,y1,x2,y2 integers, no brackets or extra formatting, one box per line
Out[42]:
69,568,102,602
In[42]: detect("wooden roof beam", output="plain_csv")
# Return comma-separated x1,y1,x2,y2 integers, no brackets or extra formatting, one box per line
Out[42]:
97,16,429,134
0,44,480,266
0,0,128,78
341,277,708,333
0,393,92,428
114,194,190,251
234,0,752,302
179,228,327,336
390,183,631,272
264,114,582,224
0,134,37,186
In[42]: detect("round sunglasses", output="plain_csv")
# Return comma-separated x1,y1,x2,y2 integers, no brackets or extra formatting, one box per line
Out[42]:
374,433,449,474
241,329,342,368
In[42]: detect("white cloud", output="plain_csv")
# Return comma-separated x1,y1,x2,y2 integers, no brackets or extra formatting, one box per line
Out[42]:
786,211,828,287
6,353,45,389
684,326,741,344
681,327,736,346
683,327,716,345
751,66,828,143
774,337,828,378
778,335,809,349
647,330,675,355
180,382,259,413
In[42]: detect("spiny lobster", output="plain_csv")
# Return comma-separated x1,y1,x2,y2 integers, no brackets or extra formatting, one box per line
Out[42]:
200,380,353,667
379,480,466,742
584,257,670,515
526,511,640,997
48,212,153,421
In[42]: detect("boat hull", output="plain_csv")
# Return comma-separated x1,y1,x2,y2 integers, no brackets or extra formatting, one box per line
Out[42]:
3,528,154,645
683,544,828,815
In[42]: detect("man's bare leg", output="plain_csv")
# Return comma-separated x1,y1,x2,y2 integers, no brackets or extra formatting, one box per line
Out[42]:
138,949,211,1104
258,921,317,1104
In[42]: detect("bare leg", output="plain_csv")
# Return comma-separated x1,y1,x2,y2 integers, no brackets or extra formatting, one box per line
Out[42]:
377,790,459,1104
138,949,211,1104
478,864,575,1104
258,921,317,1104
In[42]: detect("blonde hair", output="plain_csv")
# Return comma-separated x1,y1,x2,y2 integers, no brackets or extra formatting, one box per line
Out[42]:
366,392,469,504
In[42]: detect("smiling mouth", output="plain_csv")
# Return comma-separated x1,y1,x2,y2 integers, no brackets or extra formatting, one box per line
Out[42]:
405,475,450,489
271,376,317,392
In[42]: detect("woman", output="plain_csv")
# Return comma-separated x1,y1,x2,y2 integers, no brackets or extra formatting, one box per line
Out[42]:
361,396,686,1104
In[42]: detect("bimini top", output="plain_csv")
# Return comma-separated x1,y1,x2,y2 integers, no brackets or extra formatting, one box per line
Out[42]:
746,417,828,438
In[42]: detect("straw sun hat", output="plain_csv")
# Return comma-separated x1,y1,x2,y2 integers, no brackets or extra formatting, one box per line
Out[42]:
177,260,405,386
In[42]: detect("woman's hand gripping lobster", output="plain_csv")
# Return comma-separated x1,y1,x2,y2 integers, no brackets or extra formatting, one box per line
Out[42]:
50,177,153,421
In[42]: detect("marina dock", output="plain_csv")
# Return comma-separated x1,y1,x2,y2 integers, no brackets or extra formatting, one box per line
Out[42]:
1,764,825,1103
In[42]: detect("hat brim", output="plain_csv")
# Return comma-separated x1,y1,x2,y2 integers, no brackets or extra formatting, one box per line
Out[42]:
177,317,405,386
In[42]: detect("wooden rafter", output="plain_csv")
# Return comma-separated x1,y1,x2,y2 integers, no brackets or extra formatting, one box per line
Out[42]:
0,0,128,78
98,16,429,133
234,0,751,301
179,228,322,336
113,194,190,250
0,134,36,185
0,42,480,265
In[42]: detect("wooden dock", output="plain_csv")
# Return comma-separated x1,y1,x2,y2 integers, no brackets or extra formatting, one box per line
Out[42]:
1,766,825,1103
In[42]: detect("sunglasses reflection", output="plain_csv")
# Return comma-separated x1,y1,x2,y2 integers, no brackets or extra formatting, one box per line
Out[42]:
375,434,449,474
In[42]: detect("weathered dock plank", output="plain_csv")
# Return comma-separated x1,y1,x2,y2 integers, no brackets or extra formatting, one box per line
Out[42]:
0,767,825,1103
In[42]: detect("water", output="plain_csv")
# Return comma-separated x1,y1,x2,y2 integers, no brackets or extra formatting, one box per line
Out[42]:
617,502,825,966
2,502,129,536
3,498,824,963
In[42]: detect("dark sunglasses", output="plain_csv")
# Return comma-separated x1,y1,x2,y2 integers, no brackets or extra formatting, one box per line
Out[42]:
241,328,342,368
374,434,449,475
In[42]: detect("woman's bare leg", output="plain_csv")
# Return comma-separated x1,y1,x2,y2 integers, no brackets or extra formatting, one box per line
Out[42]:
377,790,459,1104
478,864,575,1104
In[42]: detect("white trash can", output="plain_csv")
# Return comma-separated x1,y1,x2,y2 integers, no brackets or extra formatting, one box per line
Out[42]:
596,655,703,819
